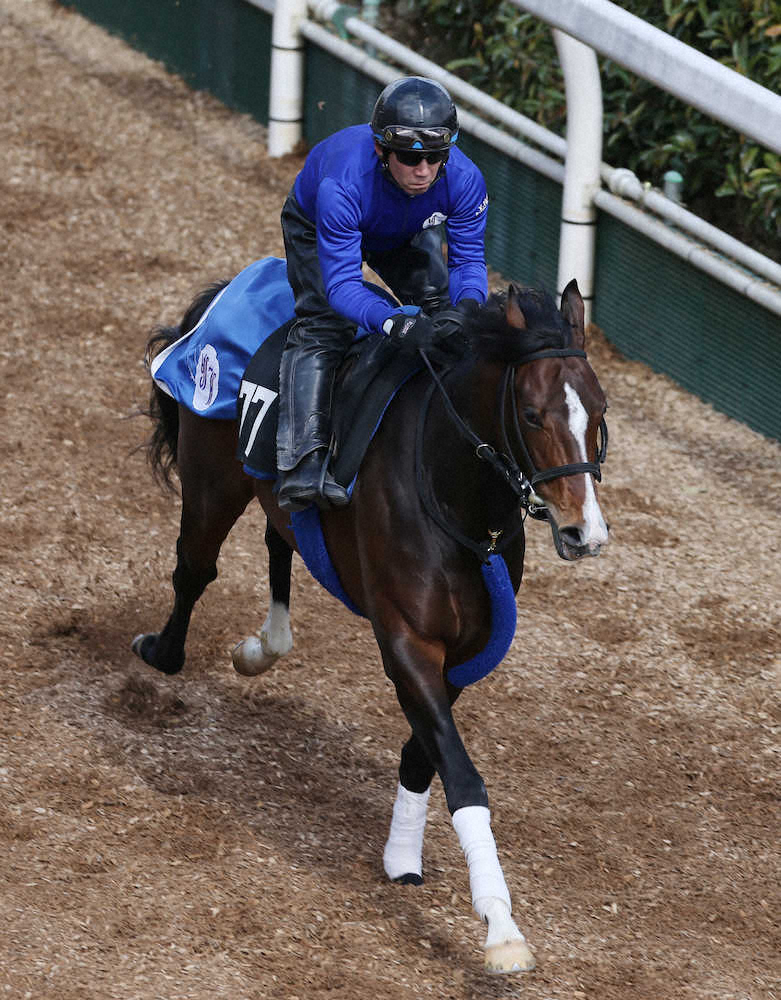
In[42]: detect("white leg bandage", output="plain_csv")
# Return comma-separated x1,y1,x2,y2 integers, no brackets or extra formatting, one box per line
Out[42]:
453,807,532,971
383,782,430,880
452,805,512,917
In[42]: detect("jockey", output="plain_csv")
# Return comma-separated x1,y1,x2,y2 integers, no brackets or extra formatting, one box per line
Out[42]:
276,76,489,512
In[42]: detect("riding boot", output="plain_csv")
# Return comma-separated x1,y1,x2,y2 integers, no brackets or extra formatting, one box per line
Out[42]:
275,342,349,512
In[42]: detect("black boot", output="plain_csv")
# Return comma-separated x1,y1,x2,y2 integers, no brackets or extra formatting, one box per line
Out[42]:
276,339,350,512
276,449,349,512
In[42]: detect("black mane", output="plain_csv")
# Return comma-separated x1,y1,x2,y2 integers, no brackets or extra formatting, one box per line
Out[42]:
468,287,572,364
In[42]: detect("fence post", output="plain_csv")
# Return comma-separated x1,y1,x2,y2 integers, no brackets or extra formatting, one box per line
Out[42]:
269,0,308,156
553,30,602,325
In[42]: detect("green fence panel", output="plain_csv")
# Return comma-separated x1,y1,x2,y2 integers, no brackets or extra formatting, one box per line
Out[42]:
458,134,561,291
303,46,561,290
594,213,781,440
61,0,271,121
57,5,781,439
303,44,381,143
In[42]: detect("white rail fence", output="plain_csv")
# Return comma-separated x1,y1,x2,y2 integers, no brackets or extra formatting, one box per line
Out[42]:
259,0,781,321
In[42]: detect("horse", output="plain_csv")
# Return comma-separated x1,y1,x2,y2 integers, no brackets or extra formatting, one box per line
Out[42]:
133,267,609,974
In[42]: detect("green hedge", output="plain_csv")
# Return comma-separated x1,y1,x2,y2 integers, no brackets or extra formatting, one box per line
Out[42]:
387,0,781,259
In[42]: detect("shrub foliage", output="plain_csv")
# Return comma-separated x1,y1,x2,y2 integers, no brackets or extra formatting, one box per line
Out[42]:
384,0,780,256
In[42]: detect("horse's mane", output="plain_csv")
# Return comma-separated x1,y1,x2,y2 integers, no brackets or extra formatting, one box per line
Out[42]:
467,287,572,364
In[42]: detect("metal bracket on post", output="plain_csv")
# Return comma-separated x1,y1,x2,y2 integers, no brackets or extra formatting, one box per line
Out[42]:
268,0,308,157
553,29,602,326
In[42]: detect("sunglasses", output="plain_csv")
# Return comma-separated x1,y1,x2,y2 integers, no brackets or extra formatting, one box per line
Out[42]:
393,149,449,167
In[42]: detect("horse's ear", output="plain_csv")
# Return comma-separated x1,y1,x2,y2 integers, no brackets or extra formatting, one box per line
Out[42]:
505,283,527,330
560,279,585,347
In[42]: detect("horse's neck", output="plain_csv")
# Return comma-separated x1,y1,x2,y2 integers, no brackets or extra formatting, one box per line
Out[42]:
424,362,517,529
437,360,507,454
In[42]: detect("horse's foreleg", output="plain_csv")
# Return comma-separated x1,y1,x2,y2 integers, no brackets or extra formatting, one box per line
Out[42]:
232,521,294,676
383,779,430,885
382,632,534,973
452,806,535,973
382,711,456,883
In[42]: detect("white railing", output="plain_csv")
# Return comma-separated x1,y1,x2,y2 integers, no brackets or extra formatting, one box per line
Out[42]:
511,0,781,157
264,0,781,319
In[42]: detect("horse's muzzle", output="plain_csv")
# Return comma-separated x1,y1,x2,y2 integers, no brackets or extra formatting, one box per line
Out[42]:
551,521,608,561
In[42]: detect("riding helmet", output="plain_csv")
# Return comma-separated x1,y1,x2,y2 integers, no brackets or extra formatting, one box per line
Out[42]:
371,77,459,152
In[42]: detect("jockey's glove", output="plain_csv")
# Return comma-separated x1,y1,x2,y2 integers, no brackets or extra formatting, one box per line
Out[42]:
455,296,482,318
382,312,438,355
430,297,481,340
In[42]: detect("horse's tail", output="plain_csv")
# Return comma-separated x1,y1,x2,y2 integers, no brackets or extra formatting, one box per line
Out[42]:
143,280,229,491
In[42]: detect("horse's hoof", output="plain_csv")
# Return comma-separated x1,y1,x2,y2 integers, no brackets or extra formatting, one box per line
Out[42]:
484,939,536,974
131,633,153,662
232,636,278,677
392,873,424,886
131,633,184,675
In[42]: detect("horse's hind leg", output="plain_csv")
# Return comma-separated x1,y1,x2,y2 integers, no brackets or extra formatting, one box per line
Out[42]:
133,413,252,675
232,521,294,676
132,534,218,674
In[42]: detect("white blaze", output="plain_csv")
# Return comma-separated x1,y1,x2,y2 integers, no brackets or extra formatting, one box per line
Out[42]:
564,382,608,549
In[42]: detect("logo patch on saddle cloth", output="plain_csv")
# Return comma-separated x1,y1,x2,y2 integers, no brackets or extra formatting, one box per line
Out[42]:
238,333,422,487
193,344,220,411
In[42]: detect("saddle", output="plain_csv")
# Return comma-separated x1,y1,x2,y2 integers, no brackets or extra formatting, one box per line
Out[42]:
237,326,422,492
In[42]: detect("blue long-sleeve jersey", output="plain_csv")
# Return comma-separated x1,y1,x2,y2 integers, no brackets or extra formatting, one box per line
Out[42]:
292,124,489,334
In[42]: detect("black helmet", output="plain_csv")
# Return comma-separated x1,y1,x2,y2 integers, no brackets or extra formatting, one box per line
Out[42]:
371,77,458,152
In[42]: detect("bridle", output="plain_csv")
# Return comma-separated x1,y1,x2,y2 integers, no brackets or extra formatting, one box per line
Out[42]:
498,346,608,489
415,347,608,560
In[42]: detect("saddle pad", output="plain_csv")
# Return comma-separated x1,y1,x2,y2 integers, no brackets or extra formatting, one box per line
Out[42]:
150,257,295,420
235,323,290,479
149,254,414,483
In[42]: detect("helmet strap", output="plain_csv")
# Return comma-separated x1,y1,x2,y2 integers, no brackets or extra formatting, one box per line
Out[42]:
378,148,404,191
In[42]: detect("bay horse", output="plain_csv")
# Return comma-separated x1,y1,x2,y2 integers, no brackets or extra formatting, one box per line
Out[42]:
133,272,609,974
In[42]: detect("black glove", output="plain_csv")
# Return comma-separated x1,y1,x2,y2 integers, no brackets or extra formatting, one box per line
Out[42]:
456,297,481,318
430,297,481,340
382,312,438,355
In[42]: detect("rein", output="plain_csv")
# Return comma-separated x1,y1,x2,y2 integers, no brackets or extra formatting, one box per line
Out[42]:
415,373,525,562
416,347,607,561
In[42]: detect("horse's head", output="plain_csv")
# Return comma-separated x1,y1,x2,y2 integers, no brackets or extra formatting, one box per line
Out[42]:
476,281,609,561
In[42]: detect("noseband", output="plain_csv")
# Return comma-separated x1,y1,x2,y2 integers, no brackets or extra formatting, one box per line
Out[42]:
416,347,608,559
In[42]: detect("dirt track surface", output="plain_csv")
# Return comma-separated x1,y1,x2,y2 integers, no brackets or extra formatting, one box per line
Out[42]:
2,3,780,998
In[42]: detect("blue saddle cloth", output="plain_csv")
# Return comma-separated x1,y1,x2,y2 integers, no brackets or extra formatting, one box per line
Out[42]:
149,256,399,483
150,257,295,420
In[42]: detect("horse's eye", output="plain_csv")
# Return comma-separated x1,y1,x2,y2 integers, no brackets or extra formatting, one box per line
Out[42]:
523,407,542,428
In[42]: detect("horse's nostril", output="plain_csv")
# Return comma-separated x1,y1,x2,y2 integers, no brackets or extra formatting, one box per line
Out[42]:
559,526,581,546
